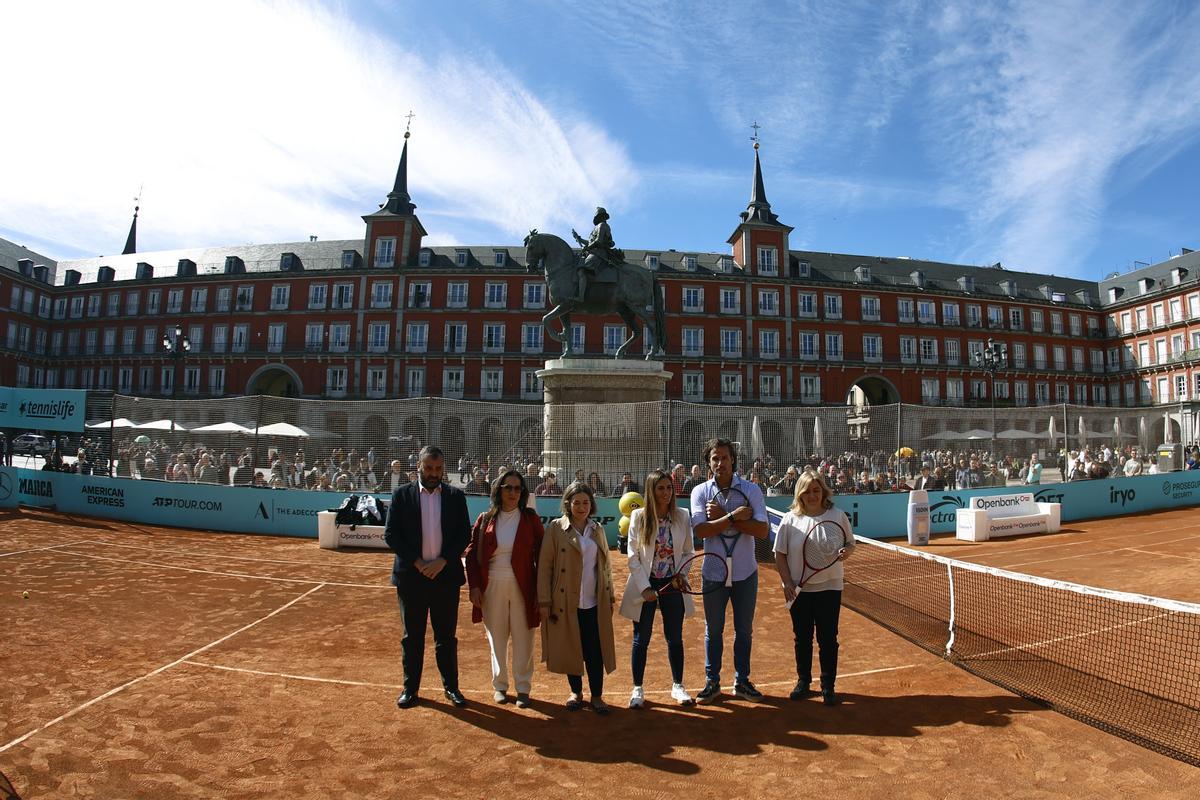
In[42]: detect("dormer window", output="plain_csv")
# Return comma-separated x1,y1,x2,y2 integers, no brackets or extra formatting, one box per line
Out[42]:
645,254,659,270
493,250,507,267
797,260,810,278
280,252,299,272
684,256,697,272
1108,287,1123,303
341,250,358,269
910,270,925,288
1173,267,1189,285
958,275,974,293
1139,277,1155,295
418,249,432,267
854,264,871,283
719,256,735,273
999,279,1017,297
1077,289,1093,305
455,249,469,267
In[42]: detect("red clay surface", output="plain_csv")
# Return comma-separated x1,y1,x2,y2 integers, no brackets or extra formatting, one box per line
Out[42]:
2,506,1198,798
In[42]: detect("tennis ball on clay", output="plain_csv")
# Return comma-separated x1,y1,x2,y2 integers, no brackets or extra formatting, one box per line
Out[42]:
22,591,30,599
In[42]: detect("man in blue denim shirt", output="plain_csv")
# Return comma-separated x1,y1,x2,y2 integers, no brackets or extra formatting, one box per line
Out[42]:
690,437,769,703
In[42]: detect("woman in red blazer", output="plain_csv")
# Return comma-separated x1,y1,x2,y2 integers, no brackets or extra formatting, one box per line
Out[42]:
465,469,545,708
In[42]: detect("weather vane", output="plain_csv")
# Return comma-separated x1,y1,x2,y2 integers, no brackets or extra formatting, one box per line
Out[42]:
404,110,415,140
750,120,761,150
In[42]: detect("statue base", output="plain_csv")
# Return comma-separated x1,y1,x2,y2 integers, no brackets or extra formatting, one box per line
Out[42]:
538,359,672,490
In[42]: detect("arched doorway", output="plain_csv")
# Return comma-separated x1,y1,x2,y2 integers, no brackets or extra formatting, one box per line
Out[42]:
846,376,900,406
246,365,303,397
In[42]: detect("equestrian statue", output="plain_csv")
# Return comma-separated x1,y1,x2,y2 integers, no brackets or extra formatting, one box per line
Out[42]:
524,207,667,360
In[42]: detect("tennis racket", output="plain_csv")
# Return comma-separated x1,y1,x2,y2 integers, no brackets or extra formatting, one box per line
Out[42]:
710,485,750,587
799,519,849,588
0,769,21,800
655,551,728,596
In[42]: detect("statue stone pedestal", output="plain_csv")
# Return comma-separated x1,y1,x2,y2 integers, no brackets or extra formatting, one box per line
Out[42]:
538,358,672,489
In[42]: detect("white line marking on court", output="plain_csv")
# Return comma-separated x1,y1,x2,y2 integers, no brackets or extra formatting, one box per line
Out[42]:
967,609,1175,660
1127,548,1200,562
0,584,326,755
77,538,389,571
183,660,403,689
179,660,922,696
951,527,1200,561
51,548,389,589
0,540,90,558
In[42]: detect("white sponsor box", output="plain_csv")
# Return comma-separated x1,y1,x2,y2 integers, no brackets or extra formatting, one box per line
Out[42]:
956,492,1061,542
317,511,389,550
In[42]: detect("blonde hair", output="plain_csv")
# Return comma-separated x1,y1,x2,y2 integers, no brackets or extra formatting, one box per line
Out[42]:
637,469,681,549
789,471,834,515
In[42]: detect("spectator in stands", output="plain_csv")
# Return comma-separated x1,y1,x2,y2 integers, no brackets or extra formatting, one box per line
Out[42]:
671,463,688,496
172,455,194,483
356,457,378,492
316,473,334,491
912,465,936,491
523,462,541,495
772,465,799,497
682,464,705,495
586,471,608,498
141,456,160,480
195,453,220,484
613,471,639,498
465,468,492,495
957,457,985,490
536,471,562,497
1023,456,1043,485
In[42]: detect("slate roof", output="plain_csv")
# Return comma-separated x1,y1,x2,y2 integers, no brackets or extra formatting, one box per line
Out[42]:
1097,249,1200,307
0,236,57,280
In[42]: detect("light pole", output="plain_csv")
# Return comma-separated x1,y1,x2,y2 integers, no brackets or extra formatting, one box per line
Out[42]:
163,324,191,431
973,337,1008,461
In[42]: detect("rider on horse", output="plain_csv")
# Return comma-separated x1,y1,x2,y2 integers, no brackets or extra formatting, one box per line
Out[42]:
572,207,619,303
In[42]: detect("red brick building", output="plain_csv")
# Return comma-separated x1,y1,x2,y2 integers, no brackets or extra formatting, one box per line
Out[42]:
1,138,1197,412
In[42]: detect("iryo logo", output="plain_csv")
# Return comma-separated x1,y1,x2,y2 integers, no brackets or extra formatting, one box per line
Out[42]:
1110,486,1136,507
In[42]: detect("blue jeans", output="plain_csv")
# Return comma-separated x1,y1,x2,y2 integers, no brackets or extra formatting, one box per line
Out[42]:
631,575,685,685
702,569,757,684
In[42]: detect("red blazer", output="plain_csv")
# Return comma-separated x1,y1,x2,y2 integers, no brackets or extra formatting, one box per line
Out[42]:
464,507,545,627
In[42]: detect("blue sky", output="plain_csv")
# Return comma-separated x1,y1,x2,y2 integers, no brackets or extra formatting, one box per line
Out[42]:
2,0,1199,280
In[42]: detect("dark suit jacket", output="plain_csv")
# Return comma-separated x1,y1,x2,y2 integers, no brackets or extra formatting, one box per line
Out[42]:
384,481,470,589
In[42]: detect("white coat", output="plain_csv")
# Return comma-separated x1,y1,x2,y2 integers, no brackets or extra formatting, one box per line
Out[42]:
619,506,697,621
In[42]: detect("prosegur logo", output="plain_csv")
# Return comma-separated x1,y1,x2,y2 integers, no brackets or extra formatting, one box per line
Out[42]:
18,399,77,421
1162,478,1200,501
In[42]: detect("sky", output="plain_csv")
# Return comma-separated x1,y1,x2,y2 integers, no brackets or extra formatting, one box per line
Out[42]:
2,0,1199,281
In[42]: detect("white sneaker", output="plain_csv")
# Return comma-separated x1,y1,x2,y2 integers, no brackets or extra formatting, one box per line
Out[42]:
629,686,645,709
671,683,694,706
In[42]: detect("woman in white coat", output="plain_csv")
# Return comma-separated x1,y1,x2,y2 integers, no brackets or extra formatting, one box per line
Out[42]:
620,469,697,708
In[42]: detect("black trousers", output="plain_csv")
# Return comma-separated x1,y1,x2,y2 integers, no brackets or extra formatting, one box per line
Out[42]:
789,589,842,689
568,607,605,697
396,571,460,693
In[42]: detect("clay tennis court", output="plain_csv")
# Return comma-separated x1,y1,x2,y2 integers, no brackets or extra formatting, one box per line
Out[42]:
2,506,1197,798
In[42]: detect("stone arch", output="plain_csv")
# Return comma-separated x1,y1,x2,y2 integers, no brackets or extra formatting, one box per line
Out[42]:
245,364,303,398
678,418,704,466
438,416,466,463
846,375,900,406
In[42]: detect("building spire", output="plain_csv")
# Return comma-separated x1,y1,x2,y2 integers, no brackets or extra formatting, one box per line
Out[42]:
122,188,141,255
741,123,779,225
384,112,417,215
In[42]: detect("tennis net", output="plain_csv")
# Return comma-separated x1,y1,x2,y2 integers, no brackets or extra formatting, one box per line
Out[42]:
838,535,1200,766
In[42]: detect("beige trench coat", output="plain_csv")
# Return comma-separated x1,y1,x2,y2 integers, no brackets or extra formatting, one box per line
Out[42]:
537,516,617,676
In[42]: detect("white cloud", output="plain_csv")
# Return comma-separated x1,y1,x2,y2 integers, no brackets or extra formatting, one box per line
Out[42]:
0,0,636,258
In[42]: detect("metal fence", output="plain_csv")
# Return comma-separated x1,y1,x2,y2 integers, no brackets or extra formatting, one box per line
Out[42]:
66,394,1194,494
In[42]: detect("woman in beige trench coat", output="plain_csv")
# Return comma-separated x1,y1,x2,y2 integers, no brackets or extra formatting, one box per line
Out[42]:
538,481,617,713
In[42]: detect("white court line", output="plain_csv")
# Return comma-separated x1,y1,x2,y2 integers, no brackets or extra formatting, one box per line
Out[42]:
1127,548,1200,563
0,584,326,754
80,538,389,571
992,533,1200,571
179,660,921,695
52,548,389,590
966,609,1176,660
0,540,90,558
950,526,1200,561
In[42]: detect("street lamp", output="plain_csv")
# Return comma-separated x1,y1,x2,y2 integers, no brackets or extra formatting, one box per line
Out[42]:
163,324,191,429
973,337,1008,460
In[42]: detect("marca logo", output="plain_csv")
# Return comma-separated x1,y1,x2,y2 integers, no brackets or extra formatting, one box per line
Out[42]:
18,477,54,498
17,399,77,421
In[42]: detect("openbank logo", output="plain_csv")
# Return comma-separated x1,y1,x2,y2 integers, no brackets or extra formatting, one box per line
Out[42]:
17,399,77,421
971,496,1030,511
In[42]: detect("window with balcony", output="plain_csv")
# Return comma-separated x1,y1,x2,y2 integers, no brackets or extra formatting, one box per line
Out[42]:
798,292,816,318
683,287,703,312
522,323,543,353
85,329,97,354
1008,307,1023,330
447,282,468,308
305,323,323,353
799,332,817,360
799,375,820,404
371,282,393,308
235,286,254,311
987,306,1003,329
1070,314,1083,336
374,237,396,268
759,373,780,402
1072,347,1084,372
825,294,842,319
720,328,741,357
966,304,981,327
759,329,779,359
757,246,777,275
683,372,703,400
603,325,625,355
485,282,507,308
900,336,916,364
87,294,101,317
918,300,936,324
215,287,229,312
326,367,348,397
720,288,741,314
861,296,880,321
524,282,545,309
443,368,465,399
1152,305,1165,327
945,338,961,366
332,283,354,309
863,334,882,362
682,327,703,356
825,333,842,361
270,285,290,310
920,338,938,363
898,298,915,323
942,302,959,325
368,323,389,352
167,289,183,313
366,367,386,398
107,293,121,317
481,368,503,400
921,378,940,404
267,323,285,353
758,289,778,315
484,323,505,353
445,323,466,353
521,369,542,400
720,373,742,403
1050,312,1064,334
1033,344,1047,369
406,367,424,398
406,322,428,353
190,288,208,313
1011,342,1026,368
231,324,249,353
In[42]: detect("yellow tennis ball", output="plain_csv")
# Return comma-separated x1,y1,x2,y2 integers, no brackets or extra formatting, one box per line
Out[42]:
618,516,631,536
618,491,645,517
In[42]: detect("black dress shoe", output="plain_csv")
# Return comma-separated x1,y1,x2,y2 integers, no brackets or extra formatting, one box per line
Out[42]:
396,690,419,709
444,688,468,708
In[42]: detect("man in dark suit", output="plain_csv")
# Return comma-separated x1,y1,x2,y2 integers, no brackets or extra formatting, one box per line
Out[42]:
384,445,470,709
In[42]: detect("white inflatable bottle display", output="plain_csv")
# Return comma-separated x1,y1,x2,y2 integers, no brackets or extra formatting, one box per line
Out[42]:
907,489,930,546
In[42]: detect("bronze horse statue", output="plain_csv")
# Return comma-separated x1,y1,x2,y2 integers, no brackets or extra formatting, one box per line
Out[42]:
524,230,667,359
